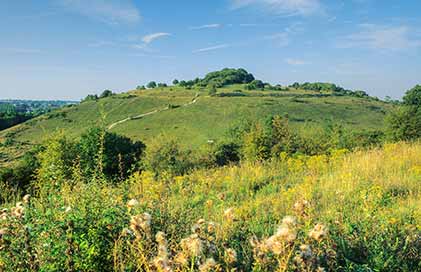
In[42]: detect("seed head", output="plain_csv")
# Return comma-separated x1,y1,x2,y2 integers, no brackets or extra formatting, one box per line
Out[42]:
130,212,152,237
173,253,188,266
299,244,312,259
281,216,296,227
180,234,203,257
11,203,25,218
22,194,31,204
309,223,328,241
199,258,217,272
0,228,7,237
225,248,237,264
293,199,310,216
207,222,216,234
275,225,296,242
127,199,139,209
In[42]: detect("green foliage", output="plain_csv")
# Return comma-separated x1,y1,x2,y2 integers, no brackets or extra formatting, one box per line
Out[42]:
211,142,240,166
386,85,421,141
136,85,146,91
147,81,157,89
100,90,114,98
245,80,265,90
386,107,421,141
78,128,145,180
145,136,193,177
402,85,421,106
36,133,78,184
198,68,254,88
172,79,179,85
82,94,98,102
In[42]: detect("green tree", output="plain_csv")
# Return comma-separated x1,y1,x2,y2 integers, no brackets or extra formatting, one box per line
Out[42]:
100,90,114,98
37,133,77,184
241,123,271,161
386,85,421,141
147,81,157,89
78,128,145,180
403,85,421,106
145,136,192,177
172,79,179,85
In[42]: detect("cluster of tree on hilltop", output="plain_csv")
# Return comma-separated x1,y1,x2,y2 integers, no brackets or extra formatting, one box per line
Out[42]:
289,82,370,98
137,68,378,99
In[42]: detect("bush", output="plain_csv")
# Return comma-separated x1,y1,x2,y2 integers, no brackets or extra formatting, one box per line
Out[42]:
145,136,193,177
77,128,145,181
100,90,114,98
212,142,241,166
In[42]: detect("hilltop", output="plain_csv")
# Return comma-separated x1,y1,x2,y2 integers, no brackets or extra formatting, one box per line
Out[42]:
0,68,393,166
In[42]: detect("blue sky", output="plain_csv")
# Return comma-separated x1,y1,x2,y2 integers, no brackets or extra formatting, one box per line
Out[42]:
1,0,420,100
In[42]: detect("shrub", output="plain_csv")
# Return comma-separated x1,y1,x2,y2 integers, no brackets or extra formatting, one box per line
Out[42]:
145,136,193,177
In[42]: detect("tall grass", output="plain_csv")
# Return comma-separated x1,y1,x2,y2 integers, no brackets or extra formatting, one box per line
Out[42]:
0,142,420,271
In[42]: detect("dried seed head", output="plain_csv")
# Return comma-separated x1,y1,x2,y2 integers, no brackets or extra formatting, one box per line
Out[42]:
225,248,237,264
130,212,152,237
299,244,312,259
281,216,296,227
309,223,328,242
22,194,31,204
180,234,203,257
0,228,7,237
11,205,25,218
207,222,216,234
275,225,296,242
0,210,7,221
293,199,310,216
127,199,139,209
199,258,217,272
156,231,167,245
173,253,188,266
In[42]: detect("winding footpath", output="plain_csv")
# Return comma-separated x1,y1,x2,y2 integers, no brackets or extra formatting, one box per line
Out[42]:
107,94,200,130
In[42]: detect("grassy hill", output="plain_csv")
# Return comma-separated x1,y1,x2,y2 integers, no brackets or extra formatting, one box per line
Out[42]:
0,84,393,167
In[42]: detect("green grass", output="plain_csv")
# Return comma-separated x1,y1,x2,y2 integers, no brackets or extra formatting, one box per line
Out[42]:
0,85,393,166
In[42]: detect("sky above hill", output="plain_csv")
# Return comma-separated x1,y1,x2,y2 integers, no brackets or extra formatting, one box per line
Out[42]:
1,0,420,100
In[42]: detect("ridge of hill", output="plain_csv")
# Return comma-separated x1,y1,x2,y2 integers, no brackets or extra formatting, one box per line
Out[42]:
0,69,394,167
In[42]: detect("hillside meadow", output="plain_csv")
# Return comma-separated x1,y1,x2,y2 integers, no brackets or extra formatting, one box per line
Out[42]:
0,85,392,168
0,142,420,271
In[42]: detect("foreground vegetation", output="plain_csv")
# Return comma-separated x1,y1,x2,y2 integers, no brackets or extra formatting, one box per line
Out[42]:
0,142,420,271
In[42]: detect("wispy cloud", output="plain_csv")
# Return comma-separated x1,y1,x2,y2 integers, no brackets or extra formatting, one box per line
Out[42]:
230,0,322,16
285,58,309,65
56,0,141,25
190,24,221,30
193,44,230,53
337,24,421,51
142,33,171,44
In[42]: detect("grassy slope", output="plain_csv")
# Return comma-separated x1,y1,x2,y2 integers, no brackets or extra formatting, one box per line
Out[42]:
0,85,392,166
